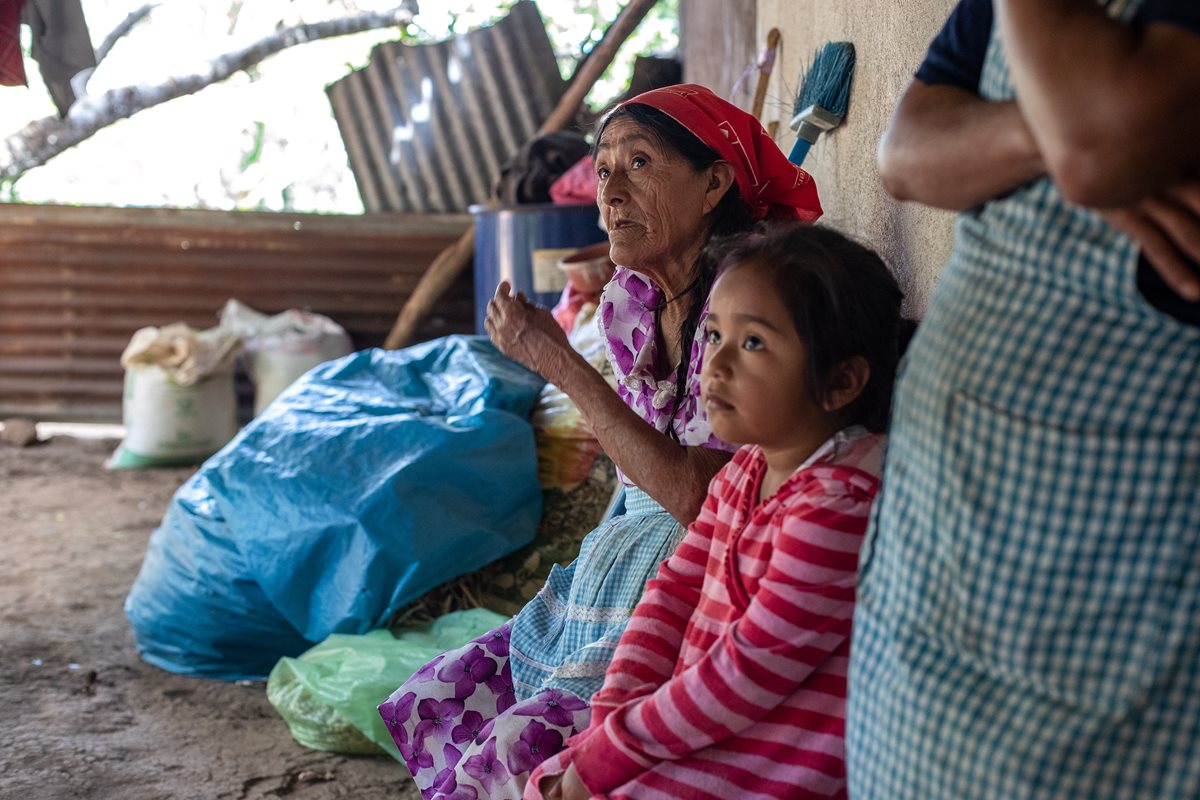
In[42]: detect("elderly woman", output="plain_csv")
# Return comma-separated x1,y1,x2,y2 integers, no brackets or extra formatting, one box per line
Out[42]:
378,84,821,799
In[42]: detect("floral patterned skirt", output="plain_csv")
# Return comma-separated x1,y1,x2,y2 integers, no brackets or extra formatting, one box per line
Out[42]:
379,622,591,800
380,487,682,797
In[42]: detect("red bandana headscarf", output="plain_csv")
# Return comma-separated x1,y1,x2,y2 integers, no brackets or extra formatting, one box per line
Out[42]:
616,84,822,223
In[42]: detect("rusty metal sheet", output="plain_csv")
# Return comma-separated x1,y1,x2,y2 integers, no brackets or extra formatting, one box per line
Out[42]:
0,204,473,421
327,0,567,212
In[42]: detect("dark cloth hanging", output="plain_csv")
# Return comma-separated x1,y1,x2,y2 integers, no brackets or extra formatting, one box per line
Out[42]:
0,0,28,87
21,0,95,116
494,130,592,205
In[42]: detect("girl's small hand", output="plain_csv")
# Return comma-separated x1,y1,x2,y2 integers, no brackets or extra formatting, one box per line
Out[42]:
558,764,593,800
538,772,564,800
484,280,571,377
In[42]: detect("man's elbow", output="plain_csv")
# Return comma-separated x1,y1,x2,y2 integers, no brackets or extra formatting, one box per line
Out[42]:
1048,144,1142,208
877,136,917,202
1042,93,1184,208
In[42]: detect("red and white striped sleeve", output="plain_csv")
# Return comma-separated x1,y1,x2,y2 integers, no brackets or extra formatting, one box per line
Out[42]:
571,470,875,794
586,457,737,726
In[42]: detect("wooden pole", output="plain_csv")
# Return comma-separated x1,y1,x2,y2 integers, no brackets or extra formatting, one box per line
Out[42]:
382,0,660,350
533,0,660,136
751,28,781,121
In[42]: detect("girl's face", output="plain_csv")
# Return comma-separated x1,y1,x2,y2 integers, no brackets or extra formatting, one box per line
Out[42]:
700,262,834,453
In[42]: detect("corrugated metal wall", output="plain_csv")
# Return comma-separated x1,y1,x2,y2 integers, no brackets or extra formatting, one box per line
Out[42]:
0,204,472,421
327,0,567,212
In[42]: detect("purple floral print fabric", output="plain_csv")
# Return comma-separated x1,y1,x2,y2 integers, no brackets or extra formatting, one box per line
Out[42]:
597,267,731,456
379,622,590,800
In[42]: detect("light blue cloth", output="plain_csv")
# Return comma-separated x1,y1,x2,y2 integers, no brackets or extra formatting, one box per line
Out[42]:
847,3,1200,798
508,485,685,701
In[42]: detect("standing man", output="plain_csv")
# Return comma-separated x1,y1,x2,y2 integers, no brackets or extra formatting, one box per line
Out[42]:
848,1,1200,797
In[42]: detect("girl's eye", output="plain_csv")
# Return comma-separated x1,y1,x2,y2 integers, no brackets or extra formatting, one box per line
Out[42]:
742,335,764,351
705,328,721,345
597,166,610,180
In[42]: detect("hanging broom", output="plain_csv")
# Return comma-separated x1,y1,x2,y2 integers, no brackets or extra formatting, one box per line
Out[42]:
787,41,856,166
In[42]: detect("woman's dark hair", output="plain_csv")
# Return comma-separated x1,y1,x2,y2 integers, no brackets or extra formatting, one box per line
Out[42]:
594,103,757,440
709,223,909,433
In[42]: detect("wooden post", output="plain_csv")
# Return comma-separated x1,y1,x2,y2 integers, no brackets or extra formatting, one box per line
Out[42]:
382,0,660,350
751,28,781,121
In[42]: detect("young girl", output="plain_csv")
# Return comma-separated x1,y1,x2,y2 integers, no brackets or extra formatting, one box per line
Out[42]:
528,223,905,800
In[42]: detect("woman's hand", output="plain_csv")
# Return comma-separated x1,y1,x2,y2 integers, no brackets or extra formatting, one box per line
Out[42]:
484,280,573,378
540,764,592,800
486,283,729,524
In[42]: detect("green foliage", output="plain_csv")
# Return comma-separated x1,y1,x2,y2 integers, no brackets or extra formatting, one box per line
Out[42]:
0,178,20,203
541,0,680,107
240,121,266,171
410,1,680,108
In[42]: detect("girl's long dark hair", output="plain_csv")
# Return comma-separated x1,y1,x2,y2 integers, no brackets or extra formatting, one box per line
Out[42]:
709,224,909,433
594,103,756,440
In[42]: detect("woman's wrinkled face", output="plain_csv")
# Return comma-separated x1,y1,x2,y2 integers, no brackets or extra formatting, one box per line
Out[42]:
594,116,716,279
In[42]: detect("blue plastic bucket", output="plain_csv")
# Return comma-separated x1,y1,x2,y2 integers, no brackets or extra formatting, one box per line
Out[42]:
470,203,608,333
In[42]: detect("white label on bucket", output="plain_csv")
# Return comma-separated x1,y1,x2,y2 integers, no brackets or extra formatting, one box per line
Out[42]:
531,248,574,294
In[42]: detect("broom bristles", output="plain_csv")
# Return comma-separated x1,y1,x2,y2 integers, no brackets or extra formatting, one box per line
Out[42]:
794,41,856,117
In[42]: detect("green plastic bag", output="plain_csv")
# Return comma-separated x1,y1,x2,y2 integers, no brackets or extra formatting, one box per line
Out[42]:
267,608,508,759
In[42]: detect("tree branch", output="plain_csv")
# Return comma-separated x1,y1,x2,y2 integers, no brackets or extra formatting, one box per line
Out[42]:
95,3,159,65
1,3,417,183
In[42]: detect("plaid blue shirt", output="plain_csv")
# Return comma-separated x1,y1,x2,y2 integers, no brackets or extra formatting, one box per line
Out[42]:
847,2,1200,797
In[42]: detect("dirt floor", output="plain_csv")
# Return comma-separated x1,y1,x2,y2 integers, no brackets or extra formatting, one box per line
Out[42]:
0,432,419,800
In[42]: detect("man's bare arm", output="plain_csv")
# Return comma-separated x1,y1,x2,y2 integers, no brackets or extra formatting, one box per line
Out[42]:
878,80,1044,210
997,0,1200,207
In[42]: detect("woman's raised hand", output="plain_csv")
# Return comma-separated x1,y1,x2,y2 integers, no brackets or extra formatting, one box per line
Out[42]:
484,280,572,377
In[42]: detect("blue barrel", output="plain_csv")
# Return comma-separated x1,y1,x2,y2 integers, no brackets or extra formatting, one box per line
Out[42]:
470,203,608,333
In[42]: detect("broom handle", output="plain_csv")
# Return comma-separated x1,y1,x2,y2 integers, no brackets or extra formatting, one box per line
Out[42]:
383,0,661,350
788,138,813,167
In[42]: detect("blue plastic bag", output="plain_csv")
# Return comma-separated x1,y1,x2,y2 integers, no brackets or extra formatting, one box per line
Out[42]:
125,336,545,680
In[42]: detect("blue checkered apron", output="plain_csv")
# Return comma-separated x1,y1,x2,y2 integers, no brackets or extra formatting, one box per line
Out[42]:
847,5,1200,798
508,485,685,702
